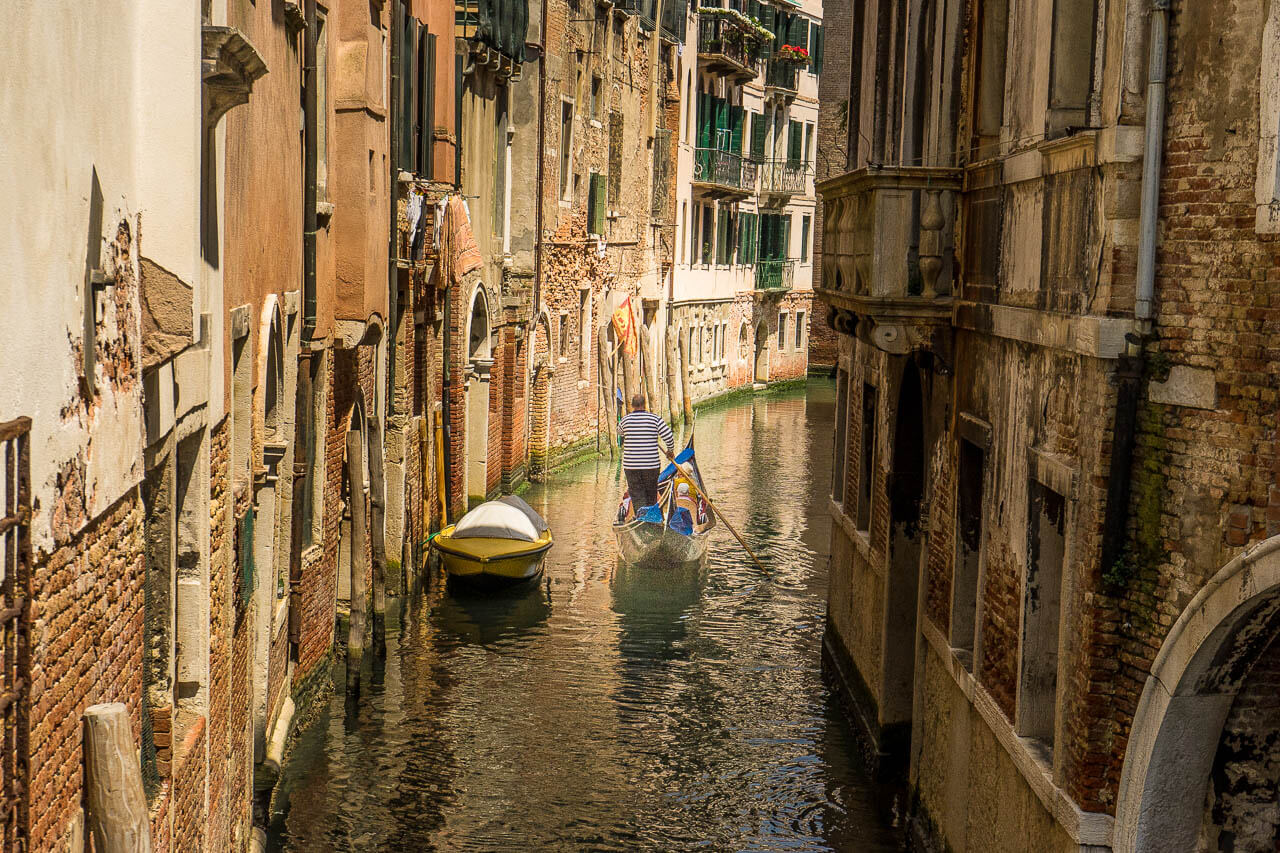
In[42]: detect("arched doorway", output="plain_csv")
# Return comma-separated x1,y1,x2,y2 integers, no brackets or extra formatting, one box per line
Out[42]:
1115,539,1280,852
528,312,553,482
465,287,493,506
883,362,924,728
251,300,286,759
754,320,770,384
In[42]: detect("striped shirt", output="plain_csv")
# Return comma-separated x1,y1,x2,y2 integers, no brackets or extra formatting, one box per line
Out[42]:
619,411,675,470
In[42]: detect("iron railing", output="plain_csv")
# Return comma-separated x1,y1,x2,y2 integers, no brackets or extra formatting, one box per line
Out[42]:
759,159,808,195
0,417,30,852
755,259,796,290
764,60,799,94
697,16,764,76
694,148,752,192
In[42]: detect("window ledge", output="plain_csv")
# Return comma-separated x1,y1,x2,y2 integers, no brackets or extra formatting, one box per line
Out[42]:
919,620,1115,848
590,119,603,129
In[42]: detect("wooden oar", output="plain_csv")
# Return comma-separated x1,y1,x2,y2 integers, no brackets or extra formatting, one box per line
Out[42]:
661,445,767,573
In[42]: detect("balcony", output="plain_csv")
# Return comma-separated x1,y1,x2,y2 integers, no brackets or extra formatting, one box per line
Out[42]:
616,0,687,42
693,148,756,200
697,16,764,82
763,60,798,99
754,259,796,291
758,159,809,200
817,166,962,348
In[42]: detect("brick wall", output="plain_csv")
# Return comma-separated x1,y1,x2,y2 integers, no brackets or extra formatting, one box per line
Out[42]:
27,489,144,852
172,716,207,851
207,417,233,851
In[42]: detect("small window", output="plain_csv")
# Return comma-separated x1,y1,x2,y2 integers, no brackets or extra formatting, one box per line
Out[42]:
681,202,689,264
857,384,877,531
578,290,592,375
591,76,603,120
952,439,986,666
1019,480,1067,748
701,204,714,266
794,311,805,349
777,312,787,349
833,369,849,503
800,215,811,262
559,312,570,357
560,101,575,200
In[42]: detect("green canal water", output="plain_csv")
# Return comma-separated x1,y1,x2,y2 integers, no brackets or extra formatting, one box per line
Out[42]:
268,379,901,851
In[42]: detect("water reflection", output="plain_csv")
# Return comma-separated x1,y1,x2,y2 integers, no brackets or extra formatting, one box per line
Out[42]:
269,380,900,852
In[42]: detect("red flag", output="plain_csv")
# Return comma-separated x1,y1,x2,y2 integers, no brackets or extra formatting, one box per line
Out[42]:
611,295,638,357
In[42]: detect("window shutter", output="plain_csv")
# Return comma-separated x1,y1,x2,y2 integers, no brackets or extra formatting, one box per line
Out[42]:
813,23,823,73
419,31,435,178
730,106,744,154
789,14,807,49
750,112,766,160
589,173,607,235
783,215,792,259
788,120,803,164
698,93,713,149
400,16,417,172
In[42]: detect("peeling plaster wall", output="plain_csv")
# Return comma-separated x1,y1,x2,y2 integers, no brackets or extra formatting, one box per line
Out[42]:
0,1,165,555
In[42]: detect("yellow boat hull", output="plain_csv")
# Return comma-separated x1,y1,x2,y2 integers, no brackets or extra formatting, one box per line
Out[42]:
431,526,553,585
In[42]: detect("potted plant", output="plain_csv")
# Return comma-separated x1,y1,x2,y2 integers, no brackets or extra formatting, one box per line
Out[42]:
776,44,809,64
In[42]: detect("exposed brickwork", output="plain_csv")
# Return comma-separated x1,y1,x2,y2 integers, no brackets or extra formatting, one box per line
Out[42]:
27,489,144,852
172,716,207,852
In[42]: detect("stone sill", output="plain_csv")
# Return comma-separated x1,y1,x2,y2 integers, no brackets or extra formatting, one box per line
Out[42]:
828,497,874,571
920,620,1115,848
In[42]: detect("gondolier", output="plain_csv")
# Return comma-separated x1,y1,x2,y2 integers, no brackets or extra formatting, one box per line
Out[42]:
618,393,674,508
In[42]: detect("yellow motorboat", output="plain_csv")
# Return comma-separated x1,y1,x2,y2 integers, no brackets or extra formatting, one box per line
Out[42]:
432,496,552,586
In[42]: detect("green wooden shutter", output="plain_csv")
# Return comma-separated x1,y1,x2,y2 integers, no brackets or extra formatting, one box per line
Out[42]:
589,173,606,234
788,120,803,164
400,15,417,172
789,14,807,48
750,112,766,160
730,106,744,154
812,23,823,73
714,97,729,150
699,93,715,149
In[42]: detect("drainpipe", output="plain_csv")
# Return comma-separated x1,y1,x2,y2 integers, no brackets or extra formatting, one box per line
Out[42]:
442,55,464,518
1101,0,1168,574
303,0,318,340
1134,0,1169,321
534,0,547,322
388,1,402,430
289,0,319,656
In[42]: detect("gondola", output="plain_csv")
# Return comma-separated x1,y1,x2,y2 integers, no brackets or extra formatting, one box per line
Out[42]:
612,436,715,566
431,495,553,586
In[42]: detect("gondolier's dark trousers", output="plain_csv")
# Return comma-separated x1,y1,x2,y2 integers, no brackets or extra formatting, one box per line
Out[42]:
625,467,660,509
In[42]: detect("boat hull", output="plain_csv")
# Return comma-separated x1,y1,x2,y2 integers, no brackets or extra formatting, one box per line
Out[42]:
431,527,553,586
612,519,707,566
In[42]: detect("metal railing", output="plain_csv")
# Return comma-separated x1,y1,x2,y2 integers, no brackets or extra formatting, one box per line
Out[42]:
764,60,799,94
0,417,30,852
693,148,750,191
759,159,808,195
697,17,764,76
755,259,796,290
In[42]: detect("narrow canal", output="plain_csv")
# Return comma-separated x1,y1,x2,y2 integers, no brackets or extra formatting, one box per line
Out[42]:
268,379,900,851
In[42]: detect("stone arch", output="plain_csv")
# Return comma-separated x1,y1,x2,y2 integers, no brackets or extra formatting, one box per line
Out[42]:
336,397,368,607
528,311,554,482
463,283,494,505
250,296,287,758
1115,537,1280,852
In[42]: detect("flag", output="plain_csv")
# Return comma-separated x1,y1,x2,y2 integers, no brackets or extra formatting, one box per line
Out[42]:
611,295,638,357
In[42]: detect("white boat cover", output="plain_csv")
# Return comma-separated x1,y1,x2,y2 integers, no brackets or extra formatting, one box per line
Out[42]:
452,500,540,541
